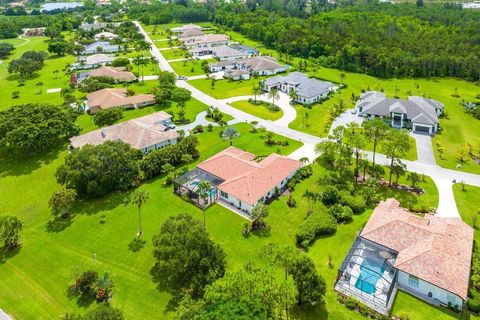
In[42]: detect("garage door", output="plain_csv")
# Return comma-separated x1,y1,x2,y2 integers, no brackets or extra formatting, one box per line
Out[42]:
414,124,430,133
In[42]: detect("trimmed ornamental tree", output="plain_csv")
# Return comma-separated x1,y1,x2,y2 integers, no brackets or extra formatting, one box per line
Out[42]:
0,216,23,250
48,187,77,218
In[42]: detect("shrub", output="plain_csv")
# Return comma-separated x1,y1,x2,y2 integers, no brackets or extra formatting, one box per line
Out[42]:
468,290,480,313
193,125,204,133
340,194,366,214
296,212,337,248
328,204,353,223
93,108,123,127
70,270,98,298
287,195,297,207
112,57,130,67
322,186,339,205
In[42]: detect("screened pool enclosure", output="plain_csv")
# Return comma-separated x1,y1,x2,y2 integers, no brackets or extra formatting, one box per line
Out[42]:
335,236,399,315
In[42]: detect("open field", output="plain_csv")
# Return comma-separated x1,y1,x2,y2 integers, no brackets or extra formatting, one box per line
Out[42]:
160,48,188,60
0,36,73,109
229,100,283,121
189,76,266,99
170,59,213,76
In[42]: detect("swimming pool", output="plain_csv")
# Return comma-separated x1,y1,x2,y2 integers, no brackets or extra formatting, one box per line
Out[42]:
190,181,217,196
355,258,385,294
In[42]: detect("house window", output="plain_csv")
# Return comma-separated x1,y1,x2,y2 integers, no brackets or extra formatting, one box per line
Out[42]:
220,191,228,199
408,275,419,288
447,293,456,304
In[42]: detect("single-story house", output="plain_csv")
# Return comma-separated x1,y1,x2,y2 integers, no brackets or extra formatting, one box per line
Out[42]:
225,69,250,81
263,72,334,105
208,56,288,78
79,23,105,31
174,147,302,217
70,112,179,153
88,66,136,82
356,91,444,135
94,31,117,41
86,88,155,113
81,41,120,55
190,44,250,60
335,199,473,315
171,23,203,33
181,34,230,49
178,28,204,39
71,54,115,70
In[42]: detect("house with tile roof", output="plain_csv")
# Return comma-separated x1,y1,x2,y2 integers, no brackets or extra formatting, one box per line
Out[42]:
263,72,335,105
71,53,115,70
94,31,118,41
86,88,155,113
335,199,473,315
180,34,230,49
70,112,178,153
178,28,204,39
171,23,203,33
81,41,120,55
88,67,136,82
356,91,444,135
208,56,288,79
174,147,302,217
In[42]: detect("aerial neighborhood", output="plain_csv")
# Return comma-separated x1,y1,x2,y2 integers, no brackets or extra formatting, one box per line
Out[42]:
0,1,480,320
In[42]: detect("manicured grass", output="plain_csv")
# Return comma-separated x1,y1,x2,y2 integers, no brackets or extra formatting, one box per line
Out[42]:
76,98,209,134
0,36,74,109
189,76,266,99
392,291,459,320
454,183,480,241
229,100,283,121
221,29,480,174
170,59,212,76
160,48,188,61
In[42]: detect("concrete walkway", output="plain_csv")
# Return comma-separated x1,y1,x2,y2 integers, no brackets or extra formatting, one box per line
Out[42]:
411,133,436,165
158,46,181,51
134,20,480,219
0,308,12,320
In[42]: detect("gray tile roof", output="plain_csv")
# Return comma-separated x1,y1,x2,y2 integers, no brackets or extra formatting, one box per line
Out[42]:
264,72,334,98
358,91,443,125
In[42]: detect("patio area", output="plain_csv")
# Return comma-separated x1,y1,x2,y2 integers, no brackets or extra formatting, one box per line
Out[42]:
173,168,224,208
335,236,398,315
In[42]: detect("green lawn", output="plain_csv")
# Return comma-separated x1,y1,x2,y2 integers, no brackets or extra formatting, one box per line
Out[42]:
160,48,188,61
229,100,283,121
220,29,480,174
170,59,212,76
189,76,266,99
391,291,459,320
0,36,74,109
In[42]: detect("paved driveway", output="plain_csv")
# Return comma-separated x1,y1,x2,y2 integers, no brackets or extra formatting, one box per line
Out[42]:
411,133,436,165
329,109,364,135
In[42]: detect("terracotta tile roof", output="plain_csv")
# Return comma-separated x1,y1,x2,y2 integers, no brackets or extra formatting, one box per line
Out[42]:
89,67,136,82
70,111,178,149
87,88,155,113
360,199,473,300
197,147,302,205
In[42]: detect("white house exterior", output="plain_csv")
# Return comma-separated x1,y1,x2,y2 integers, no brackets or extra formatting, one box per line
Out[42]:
356,91,444,135
263,72,334,104
71,53,115,70
180,34,229,49
70,112,179,153
335,199,473,315
81,41,120,55
175,147,302,217
208,56,288,80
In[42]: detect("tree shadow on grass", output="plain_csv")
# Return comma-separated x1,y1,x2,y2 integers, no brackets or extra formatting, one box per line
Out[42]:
128,238,146,252
45,189,132,233
378,185,418,209
291,301,329,320
149,264,181,313
0,143,66,178
0,245,22,265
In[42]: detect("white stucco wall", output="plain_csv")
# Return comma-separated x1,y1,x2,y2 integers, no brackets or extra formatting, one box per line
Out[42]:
397,271,463,309
142,137,178,154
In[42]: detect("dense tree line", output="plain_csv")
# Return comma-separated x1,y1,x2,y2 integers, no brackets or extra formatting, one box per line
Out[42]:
129,3,211,25
0,14,81,39
213,4,480,80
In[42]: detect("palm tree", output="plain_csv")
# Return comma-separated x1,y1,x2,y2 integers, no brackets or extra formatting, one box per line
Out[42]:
268,88,280,110
0,216,23,250
126,190,150,238
181,154,193,171
407,172,421,188
35,81,44,94
197,180,211,227
150,56,158,71
251,84,261,104
96,271,114,302
339,72,346,83
289,89,298,104
133,56,142,79
222,126,240,146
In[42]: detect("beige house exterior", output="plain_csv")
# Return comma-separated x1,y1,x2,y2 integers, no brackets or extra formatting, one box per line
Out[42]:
86,88,155,113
